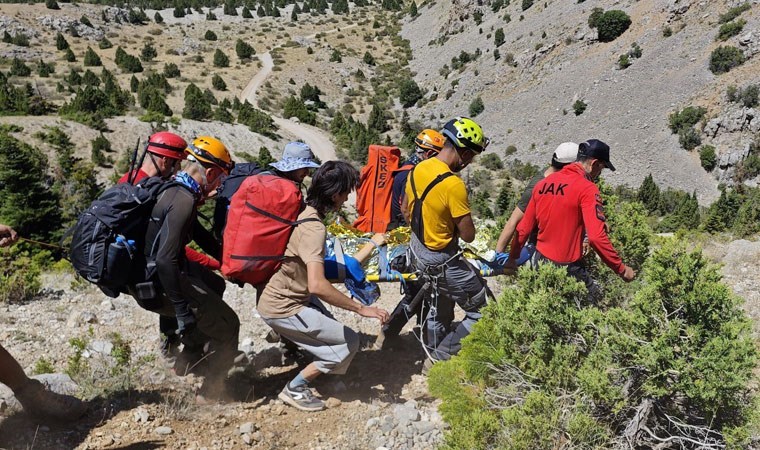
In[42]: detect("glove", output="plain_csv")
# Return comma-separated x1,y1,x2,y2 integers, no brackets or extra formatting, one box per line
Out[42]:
179,322,208,353
492,252,511,266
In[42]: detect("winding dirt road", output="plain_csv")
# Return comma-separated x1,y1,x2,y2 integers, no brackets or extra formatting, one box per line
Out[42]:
239,25,357,164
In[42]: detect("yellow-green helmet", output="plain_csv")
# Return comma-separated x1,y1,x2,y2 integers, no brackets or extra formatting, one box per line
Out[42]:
441,117,489,153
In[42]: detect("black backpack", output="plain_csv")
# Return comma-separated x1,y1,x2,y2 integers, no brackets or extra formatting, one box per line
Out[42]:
212,162,264,240
69,177,170,297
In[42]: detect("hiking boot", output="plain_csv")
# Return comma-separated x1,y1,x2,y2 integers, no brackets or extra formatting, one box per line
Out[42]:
173,347,207,376
278,384,325,412
14,379,87,422
160,335,181,360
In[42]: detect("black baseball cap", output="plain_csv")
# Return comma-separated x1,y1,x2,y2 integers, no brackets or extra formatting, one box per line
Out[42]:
578,139,615,171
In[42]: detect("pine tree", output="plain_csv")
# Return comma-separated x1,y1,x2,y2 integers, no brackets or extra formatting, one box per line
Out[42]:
290,7,298,20
173,6,185,17
495,180,514,216
213,49,230,68
211,74,227,91
0,132,61,240
154,12,164,23
64,48,76,62
140,43,157,62
408,0,417,16
257,5,265,16
130,75,139,93
637,173,660,213
55,32,69,51
183,83,212,120
83,47,102,66
331,0,349,14
494,27,505,47
367,103,387,132
235,39,255,59
241,6,253,17
257,146,275,166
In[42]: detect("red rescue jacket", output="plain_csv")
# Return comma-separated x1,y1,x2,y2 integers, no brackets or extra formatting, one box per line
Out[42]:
511,163,624,274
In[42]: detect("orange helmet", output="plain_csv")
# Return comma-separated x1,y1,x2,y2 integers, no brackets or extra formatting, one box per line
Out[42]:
414,129,445,155
186,136,234,174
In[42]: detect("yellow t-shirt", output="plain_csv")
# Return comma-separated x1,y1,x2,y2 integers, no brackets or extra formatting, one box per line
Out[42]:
405,157,470,250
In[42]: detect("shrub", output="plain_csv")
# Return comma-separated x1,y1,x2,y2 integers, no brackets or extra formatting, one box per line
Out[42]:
398,78,422,108
140,43,157,62
11,33,29,47
211,74,226,91
363,51,375,65
98,38,113,49
213,49,229,68
469,96,484,117
204,30,217,41
431,238,757,449
329,49,342,62
46,0,59,9
593,10,631,42
83,47,102,66
572,99,587,115
678,127,701,150
716,19,745,41
727,84,758,108
282,96,316,125
709,46,746,74
719,3,751,24
699,145,717,171
163,63,180,78
480,153,503,170
521,0,533,11
9,58,31,77
236,39,255,59
669,106,706,133
494,27,505,47
618,54,631,69
183,83,212,120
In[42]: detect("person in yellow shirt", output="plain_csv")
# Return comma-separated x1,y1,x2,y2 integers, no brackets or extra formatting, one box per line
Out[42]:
403,117,491,369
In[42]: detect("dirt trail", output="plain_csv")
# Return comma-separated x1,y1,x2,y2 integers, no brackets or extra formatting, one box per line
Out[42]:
239,25,360,204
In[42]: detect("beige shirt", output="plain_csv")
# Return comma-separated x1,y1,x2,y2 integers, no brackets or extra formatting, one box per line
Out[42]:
257,205,324,318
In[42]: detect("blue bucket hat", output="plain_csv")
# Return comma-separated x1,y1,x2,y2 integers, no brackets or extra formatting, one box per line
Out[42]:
270,141,321,172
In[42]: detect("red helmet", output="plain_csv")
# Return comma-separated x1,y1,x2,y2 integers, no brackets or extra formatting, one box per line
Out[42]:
146,132,187,160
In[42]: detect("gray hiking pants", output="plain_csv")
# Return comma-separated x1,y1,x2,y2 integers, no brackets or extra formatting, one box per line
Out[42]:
262,299,360,375
410,235,488,361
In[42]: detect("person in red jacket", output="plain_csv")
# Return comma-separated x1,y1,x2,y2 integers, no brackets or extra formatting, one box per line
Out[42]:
119,131,224,359
507,139,635,294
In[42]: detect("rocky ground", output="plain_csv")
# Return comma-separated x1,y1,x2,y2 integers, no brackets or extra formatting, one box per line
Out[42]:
0,236,757,449
0,270,448,450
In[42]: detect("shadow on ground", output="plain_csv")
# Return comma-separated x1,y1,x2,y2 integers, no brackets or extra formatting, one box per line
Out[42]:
0,388,185,450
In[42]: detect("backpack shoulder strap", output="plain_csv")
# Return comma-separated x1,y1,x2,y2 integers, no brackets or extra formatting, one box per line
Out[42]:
410,166,454,246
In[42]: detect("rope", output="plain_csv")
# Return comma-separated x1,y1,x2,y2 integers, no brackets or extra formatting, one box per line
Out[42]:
19,237,67,252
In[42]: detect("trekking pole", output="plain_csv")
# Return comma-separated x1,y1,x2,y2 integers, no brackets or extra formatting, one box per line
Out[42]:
127,138,143,185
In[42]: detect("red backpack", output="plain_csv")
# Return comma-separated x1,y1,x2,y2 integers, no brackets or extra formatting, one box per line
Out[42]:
353,145,401,233
222,174,319,285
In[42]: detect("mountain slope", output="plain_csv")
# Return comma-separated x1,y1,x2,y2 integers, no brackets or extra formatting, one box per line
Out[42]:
402,0,760,203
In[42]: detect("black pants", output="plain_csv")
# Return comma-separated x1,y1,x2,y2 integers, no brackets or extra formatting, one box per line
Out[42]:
382,279,429,340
